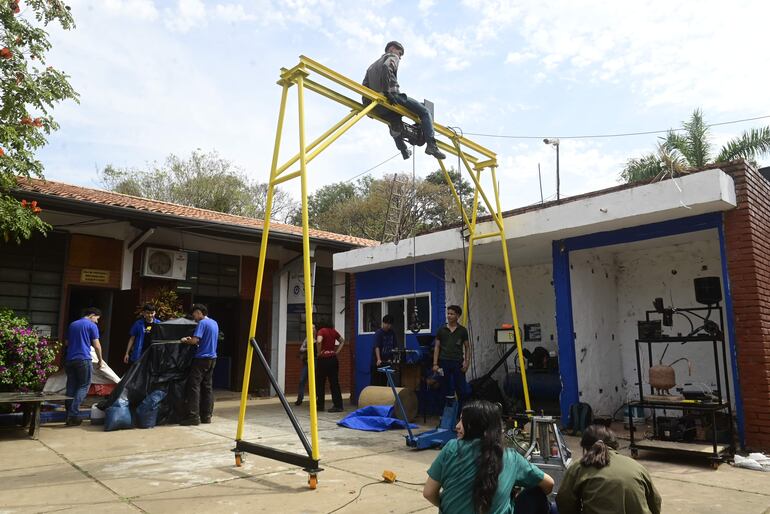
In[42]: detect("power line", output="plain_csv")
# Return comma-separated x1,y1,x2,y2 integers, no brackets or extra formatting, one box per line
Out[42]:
463,114,770,141
344,152,402,183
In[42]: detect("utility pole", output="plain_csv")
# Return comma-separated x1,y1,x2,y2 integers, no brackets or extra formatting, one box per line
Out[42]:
538,163,544,203
543,138,560,201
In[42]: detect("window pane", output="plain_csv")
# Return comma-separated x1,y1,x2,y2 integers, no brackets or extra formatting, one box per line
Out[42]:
406,296,430,331
361,302,382,333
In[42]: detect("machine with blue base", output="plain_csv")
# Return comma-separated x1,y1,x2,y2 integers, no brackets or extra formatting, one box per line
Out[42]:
380,366,459,449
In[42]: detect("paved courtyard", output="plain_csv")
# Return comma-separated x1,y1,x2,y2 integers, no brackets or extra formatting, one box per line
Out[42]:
1,395,769,513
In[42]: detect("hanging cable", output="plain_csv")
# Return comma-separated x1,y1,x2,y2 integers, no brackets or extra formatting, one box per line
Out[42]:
463,114,770,140
409,143,422,334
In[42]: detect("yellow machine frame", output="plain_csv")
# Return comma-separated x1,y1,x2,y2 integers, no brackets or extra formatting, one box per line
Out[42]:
235,55,532,488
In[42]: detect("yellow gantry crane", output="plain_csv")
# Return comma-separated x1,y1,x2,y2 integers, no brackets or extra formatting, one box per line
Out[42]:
233,55,532,489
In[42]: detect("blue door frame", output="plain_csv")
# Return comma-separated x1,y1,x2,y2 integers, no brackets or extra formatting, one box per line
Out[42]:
553,212,744,445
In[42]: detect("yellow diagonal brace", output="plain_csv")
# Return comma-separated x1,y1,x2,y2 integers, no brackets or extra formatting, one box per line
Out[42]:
492,165,531,412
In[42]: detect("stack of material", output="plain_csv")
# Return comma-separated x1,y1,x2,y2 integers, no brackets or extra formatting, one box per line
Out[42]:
358,385,418,422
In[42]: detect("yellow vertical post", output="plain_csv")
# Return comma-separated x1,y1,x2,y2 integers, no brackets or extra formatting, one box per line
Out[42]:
492,166,531,412
461,167,482,326
297,73,321,461
236,83,290,441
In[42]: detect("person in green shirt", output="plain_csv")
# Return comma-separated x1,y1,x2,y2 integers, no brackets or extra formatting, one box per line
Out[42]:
556,425,662,514
433,305,471,402
423,400,554,513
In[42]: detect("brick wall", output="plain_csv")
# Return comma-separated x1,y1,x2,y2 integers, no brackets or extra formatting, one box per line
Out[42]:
282,273,355,399
722,160,770,450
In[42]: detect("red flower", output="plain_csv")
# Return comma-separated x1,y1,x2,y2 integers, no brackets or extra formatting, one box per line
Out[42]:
0,148,4,157
20,116,32,126
33,118,43,127
21,199,27,208
0,48,11,59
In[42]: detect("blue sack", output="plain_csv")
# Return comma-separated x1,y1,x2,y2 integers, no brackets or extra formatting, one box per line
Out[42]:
135,390,167,429
104,399,133,431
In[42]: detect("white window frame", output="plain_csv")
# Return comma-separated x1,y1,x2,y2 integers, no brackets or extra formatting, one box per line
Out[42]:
358,292,432,335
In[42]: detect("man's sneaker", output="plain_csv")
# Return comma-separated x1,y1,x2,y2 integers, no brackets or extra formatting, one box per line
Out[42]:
425,141,446,160
327,407,343,413
180,417,200,426
201,417,212,424
295,398,303,406
399,146,412,160
65,416,82,426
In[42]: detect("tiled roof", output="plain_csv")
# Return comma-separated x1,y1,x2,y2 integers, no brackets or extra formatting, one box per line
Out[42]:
15,177,379,248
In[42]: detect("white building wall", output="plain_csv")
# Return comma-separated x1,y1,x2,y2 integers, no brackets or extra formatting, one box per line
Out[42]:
615,237,733,405
444,260,555,383
570,250,624,416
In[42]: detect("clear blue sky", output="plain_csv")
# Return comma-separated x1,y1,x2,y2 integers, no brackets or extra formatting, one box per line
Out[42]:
37,0,770,211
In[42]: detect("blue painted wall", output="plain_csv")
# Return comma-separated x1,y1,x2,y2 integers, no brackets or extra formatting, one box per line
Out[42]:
354,259,445,401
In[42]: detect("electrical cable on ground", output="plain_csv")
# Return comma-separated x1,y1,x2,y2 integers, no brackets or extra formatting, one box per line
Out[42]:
325,476,425,514
463,114,770,140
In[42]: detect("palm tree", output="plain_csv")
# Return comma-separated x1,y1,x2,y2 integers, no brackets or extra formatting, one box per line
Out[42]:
621,109,770,182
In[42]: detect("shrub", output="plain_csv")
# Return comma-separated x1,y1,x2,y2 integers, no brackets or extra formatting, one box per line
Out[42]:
0,308,60,391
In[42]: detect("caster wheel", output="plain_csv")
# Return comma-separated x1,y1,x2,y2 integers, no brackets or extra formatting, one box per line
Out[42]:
711,460,720,470
235,454,243,467
631,449,638,458
308,474,318,489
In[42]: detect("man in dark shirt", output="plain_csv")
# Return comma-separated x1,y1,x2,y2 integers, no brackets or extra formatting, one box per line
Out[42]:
363,40,447,161
180,303,219,425
123,303,160,364
433,305,471,402
63,307,103,426
372,314,399,386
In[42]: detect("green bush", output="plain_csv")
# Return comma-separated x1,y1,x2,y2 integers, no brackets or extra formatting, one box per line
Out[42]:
0,308,60,391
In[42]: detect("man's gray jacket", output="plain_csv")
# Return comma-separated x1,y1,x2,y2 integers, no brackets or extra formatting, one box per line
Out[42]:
363,52,400,94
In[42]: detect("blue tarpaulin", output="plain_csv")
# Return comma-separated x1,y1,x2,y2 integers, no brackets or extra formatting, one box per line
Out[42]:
337,405,418,432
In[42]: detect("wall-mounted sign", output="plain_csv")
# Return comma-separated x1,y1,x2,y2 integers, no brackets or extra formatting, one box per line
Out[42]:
524,323,542,342
81,268,110,284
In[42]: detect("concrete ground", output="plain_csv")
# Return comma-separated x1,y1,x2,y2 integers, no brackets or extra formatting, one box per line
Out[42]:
1,394,769,514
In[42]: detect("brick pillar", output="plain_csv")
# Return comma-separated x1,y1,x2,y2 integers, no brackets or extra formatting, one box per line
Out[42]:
722,160,770,450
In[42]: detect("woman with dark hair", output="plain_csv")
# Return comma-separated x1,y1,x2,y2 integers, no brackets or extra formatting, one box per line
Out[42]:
556,425,662,514
423,400,554,513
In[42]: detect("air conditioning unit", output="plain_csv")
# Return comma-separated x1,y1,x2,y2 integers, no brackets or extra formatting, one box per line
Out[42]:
142,248,188,280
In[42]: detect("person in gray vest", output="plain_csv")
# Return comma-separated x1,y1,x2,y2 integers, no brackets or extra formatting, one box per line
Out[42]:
363,41,446,161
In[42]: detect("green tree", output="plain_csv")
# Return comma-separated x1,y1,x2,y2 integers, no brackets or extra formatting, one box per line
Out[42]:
621,109,770,183
0,0,78,243
303,169,488,242
100,150,299,223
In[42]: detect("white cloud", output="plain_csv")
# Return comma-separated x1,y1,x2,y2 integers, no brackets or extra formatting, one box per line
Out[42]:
98,0,159,20
164,0,207,32
213,3,258,22
505,51,534,64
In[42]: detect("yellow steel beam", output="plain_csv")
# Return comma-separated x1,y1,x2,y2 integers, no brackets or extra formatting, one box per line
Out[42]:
297,75,321,460
437,159,472,230
298,55,498,162
299,76,481,165
470,231,502,241
494,172,531,412
454,141,502,229
236,83,290,442
275,110,359,177
461,167,482,325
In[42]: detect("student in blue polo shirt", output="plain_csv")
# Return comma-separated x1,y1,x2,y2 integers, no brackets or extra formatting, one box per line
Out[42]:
123,303,160,364
63,307,104,426
180,303,219,426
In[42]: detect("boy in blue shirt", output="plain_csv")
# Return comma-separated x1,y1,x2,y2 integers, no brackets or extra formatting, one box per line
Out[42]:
63,307,104,426
123,303,160,364
180,303,219,425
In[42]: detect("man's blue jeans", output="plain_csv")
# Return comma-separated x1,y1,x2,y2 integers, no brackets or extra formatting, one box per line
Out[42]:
393,93,436,141
65,359,92,417
297,363,308,402
439,358,469,401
